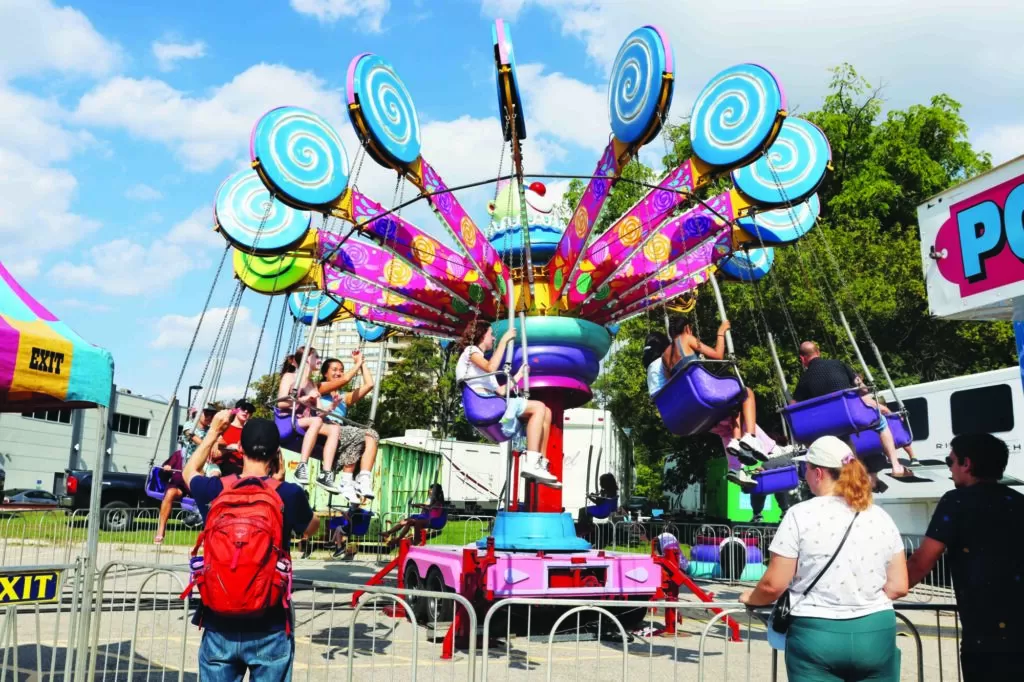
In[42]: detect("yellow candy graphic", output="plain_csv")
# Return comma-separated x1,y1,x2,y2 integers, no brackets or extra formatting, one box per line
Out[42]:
411,235,436,266
643,234,671,264
617,215,643,247
383,257,413,288
460,216,477,249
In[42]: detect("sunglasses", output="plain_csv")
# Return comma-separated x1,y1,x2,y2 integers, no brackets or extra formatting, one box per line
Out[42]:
945,455,957,468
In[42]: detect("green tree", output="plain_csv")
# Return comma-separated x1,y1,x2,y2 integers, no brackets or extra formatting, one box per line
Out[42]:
247,373,279,420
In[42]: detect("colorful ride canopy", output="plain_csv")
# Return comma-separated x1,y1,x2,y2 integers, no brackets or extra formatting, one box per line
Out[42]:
0,262,114,411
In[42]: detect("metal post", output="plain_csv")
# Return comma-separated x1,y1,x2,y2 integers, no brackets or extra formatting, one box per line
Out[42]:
837,308,875,385
68,409,84,471
168,398,180,457
518,310,530,398
767,333,793,404
368,341,386,424
293,310,322,395
708,272,735,357
502,272,517,511
74,394,111,681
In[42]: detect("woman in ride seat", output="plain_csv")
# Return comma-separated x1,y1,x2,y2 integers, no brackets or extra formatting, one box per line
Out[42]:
276,347,343,495
381,483,446,549
456,319,559,487
317,353,379,504
663,315,765,459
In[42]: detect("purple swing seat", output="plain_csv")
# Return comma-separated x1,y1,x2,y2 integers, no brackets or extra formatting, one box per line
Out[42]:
749,465,799,495
145,467,198,513
653,363,745,437
274,410,325,457
849,413,913,456
460,383,510,443
781,388,880,444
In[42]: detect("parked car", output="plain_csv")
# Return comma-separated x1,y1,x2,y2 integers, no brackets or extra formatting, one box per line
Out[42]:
59,469,200,531
3,489,59,505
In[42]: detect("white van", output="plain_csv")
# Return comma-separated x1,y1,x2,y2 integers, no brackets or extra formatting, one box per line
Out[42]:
873,366,1024,534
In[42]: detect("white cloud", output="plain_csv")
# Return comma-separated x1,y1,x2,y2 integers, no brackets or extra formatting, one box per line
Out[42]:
48,204,218,296
58,298,112,313
168,205,222,248
6,258,40,279
0,86,93,164
487,1,1024,143
290,0,390,32
151,306,259,350
0,0,121,79
518,62,606,153
152,39,207,72
0,148,100,257
124,183,164,201
480,0,528,20
974,124,1024,166
75,64,347,172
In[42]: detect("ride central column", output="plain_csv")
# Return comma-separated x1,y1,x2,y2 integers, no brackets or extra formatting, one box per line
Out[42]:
536,392,565,512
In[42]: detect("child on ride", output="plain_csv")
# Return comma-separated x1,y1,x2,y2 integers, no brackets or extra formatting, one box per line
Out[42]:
455,319,559,486
663,315,766,461
381,483,447,549
316,353,379,503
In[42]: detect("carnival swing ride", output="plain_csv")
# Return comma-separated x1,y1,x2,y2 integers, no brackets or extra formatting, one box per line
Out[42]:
195,17,914,644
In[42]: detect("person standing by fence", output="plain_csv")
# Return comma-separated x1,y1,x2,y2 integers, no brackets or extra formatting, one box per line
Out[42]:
739,436,908,682
183,410,320,681
907,433,1023,682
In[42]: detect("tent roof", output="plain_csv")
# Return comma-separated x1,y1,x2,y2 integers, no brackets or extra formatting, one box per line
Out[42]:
0,261,114,412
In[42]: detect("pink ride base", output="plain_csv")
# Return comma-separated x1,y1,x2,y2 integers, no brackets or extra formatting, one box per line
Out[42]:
404,545,662,598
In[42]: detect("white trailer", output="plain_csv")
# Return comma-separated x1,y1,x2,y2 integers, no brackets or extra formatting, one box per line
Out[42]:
387,407,628,517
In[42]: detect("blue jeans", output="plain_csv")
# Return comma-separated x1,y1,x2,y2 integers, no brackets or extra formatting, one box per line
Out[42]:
199,629,294,682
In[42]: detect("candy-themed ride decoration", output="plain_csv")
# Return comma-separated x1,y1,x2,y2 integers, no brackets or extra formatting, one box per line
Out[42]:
204,17,840,652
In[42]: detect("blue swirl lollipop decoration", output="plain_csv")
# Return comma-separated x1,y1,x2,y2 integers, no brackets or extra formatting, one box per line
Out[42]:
719,246,775,282
347,53,422,167
732,117,831,207
607,26,671,145
288,289,342,325
251,107,350,210
215,169,312,253
356,319,387,342
738,194,820,245
690,64,785,168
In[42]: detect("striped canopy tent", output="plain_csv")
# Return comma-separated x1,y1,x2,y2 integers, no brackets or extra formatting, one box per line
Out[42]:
0,261,114,412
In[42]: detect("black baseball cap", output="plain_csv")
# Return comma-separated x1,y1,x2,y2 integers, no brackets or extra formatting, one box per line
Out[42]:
234,399,256,413
240,418,280,460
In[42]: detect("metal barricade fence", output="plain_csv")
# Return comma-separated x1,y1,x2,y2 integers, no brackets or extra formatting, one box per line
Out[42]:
901,535,955,602
0,560,86,681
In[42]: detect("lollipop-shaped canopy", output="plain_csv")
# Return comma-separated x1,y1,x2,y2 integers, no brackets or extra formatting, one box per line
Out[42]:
215,168,312,253
288,289,341,325
739,194,821,245
732,117,831,206
347,53,423,168
608,25,674,145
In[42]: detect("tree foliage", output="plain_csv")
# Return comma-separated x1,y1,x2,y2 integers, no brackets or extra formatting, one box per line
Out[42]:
591,64,1014,503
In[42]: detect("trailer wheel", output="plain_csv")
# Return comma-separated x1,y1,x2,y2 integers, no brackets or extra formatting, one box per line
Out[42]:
403,562,424,621
424,567,454,624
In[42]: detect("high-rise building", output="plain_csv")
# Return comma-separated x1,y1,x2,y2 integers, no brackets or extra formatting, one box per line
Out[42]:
309,320,413,375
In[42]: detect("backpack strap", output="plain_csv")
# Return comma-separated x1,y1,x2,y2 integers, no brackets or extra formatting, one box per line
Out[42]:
220,474,239,489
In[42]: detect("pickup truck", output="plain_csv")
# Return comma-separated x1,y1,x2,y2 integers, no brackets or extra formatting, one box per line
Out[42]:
59,469,201,532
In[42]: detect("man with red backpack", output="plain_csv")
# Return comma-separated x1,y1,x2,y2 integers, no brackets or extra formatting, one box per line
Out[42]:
183,409,319,681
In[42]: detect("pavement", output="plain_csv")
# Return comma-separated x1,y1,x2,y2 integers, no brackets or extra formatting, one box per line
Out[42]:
0,541,963,681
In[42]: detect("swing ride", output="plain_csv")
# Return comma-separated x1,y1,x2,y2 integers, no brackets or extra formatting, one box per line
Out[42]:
187,16,916,648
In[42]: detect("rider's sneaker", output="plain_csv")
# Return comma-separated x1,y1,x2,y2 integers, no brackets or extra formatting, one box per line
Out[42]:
521,451,559,486
355,472,375,500
315,470,343,495
739,434,769,462
339,479,362,505
726,469,758,490
294,461,310,484
726,439,759,466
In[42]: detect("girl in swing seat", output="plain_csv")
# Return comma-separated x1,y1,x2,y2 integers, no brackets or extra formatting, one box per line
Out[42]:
276,347,344,495
455,319,559,487
317,353,380,504
662,315,767,461
381,483,447,549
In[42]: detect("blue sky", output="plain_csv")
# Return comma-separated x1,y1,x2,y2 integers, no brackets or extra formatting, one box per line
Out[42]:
0,0,1021,402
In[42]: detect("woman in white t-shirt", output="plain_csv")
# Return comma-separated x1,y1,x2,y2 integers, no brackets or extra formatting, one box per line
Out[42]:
739,436,908,682
456,320,558,486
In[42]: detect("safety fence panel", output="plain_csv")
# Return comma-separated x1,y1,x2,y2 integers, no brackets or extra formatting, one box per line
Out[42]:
0,561,86,681
901,535,955,602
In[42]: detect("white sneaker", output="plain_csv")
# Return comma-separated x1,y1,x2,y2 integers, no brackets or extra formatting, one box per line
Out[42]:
770,444,796,459
338,479,361,505
726,469,757,490
739,434,769,462
521,451,559,485
726,439,758,466
539,458,562,489
294,461,310,484
355,473,375,500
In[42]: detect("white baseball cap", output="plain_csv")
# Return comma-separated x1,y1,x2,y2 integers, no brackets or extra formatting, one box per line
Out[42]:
791,435,855,469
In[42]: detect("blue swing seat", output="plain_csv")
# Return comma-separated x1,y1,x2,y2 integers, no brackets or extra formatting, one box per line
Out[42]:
460,383,511,443
781,388,880,444
653,363,745,437
585,497,618,519
749,465,799,495
849,413,913,456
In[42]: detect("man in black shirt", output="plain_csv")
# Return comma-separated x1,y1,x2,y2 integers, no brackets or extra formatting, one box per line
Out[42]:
792,341,908,478
907,433,1023,682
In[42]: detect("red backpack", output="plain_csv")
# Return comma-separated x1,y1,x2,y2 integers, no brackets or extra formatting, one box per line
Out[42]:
183,476,292,620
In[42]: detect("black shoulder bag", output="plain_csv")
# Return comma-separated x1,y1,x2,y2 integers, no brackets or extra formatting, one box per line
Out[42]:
770,512,859,634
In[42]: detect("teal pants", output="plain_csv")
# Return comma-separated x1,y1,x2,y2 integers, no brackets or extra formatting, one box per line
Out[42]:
785,610,900,682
